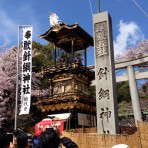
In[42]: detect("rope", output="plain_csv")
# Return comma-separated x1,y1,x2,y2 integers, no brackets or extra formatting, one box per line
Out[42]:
132,0,148,17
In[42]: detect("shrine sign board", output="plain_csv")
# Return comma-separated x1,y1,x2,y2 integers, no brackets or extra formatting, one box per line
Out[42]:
93,12,119,134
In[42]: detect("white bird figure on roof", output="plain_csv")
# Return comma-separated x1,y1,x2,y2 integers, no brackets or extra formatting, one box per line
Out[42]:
49,12,61,27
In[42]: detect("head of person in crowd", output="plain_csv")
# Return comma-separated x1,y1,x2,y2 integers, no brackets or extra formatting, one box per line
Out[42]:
39,126,60,148
12,130,28,148
0,128,9,148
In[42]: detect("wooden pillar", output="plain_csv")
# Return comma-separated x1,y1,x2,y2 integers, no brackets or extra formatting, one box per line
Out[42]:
84,48,87,67
71,40,74,62
54,44,56,65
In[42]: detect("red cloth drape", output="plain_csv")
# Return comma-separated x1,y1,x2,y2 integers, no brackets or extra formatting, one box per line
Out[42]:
35,120,65,136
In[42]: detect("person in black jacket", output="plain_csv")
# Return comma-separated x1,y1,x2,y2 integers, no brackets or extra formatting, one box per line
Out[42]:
38,126,78,148
60,135,78,148
0,128,9,148
9,130,28,148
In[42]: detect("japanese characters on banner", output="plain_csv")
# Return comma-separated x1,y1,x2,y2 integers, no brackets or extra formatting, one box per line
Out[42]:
20,26,33,115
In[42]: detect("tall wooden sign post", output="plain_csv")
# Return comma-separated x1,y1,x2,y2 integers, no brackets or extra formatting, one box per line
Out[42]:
93,12,119,134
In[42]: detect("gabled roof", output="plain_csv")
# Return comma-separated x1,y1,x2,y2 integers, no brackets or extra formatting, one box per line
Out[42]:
39,23,94,53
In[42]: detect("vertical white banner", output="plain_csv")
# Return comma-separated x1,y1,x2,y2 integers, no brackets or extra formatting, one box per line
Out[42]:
20,26,33,115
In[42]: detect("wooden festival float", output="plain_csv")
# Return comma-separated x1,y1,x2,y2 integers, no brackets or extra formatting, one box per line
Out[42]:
34,22,96,129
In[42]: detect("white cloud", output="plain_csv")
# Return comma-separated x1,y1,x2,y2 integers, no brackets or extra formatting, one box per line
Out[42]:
114,20,144,57
0,5,40,48
0,10,17,46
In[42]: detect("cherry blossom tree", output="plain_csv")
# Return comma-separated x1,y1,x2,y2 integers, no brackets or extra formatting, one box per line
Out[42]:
0,46,17,127
115,39,148,62
115,39,148,73
0,41,53,129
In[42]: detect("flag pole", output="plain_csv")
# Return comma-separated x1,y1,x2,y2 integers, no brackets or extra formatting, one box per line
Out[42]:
98,0,100,13
14,26,20,130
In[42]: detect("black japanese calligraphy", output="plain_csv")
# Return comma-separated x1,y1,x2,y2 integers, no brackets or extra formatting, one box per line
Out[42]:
103,130,110,134
100,107,111,122
24,97,28,101
23,84,30,94
24,40,31,50
23,62,31,72
23,51,31,61
23,73,30,83
98,88,109,100
24,102,28,106
24,106,28,111
25,30,31,39
97,67,109,80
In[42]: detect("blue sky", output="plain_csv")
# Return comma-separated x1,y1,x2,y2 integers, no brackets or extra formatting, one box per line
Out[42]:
0,0,147,65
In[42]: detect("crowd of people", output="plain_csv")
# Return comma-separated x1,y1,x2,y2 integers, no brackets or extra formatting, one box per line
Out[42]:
0,126,78,148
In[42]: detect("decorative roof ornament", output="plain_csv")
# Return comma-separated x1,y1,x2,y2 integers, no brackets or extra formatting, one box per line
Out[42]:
49,12,61,27
40,23,94,52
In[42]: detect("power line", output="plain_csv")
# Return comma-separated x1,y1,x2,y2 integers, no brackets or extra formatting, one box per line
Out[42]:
132,0,148,18
88,0,93,16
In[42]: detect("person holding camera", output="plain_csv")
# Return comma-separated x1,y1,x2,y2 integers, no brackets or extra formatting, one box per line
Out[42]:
9,130,31,148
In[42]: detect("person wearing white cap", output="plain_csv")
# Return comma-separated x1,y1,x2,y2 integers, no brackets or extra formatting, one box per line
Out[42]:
112,144,129,148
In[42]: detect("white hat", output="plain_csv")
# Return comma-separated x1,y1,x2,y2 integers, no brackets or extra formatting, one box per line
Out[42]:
112,144,129,148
